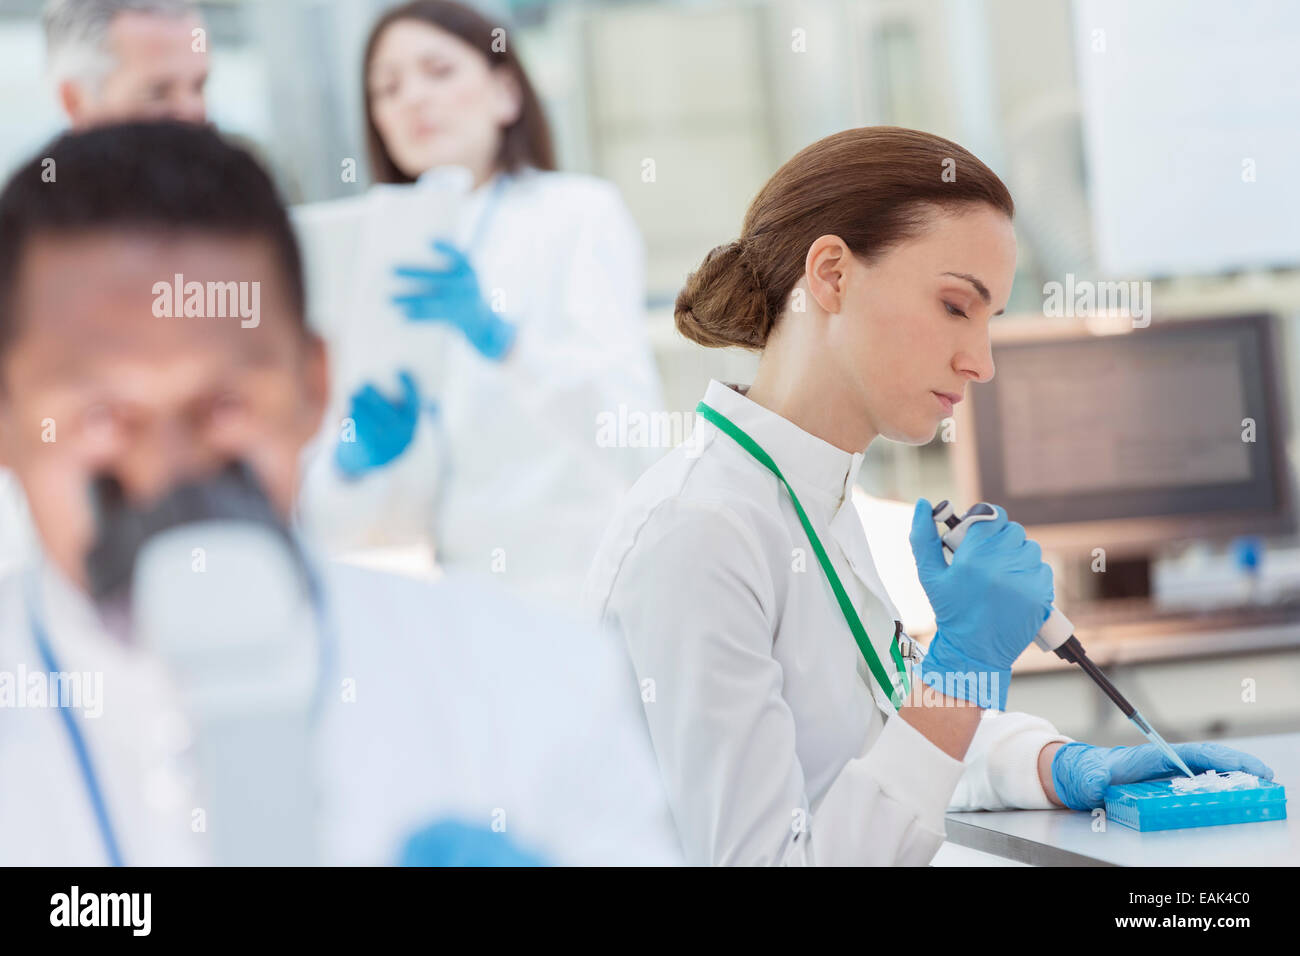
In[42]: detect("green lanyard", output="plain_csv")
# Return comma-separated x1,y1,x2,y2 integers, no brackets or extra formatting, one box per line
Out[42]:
696,401,910,709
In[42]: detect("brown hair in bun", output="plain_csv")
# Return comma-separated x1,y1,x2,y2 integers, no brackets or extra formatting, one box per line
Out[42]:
674,126,1014,351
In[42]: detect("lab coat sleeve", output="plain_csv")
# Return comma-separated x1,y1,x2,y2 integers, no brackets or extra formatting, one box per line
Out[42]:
528,606,687,866
604,499,968,866
947,710,1074,810
492,181,666,486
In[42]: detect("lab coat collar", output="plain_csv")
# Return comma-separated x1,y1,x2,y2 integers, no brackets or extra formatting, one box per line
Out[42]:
699,380,867,517
414,164,475,194
415,164,514,200
27,552,144,679
36,556,100,636
413,165,515,255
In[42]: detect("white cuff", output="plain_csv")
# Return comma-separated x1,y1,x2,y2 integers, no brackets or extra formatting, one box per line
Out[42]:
987,727,1075,809
859,713,967,831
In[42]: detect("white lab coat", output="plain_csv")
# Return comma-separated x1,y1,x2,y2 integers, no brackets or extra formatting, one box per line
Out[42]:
0,552,682,866
583,379,1073,866
299,167,664,611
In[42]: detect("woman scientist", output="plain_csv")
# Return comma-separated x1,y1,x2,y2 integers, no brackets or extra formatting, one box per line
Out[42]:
584,127,1274,866
302,0,662,608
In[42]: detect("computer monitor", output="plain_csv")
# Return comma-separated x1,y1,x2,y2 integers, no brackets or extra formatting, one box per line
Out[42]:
953,313,1295,557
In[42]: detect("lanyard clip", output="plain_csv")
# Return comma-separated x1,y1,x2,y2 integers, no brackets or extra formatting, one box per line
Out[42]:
894,620,923,663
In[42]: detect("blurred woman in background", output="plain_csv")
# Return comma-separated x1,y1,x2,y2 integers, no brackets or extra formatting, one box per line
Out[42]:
302,0,663,610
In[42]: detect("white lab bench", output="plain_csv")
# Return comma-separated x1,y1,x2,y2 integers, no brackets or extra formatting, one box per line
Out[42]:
942,733,1297,866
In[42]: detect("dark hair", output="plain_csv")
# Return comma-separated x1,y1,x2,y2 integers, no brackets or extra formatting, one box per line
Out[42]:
362,0,556,184
0,120,305,356
675,126,1015,350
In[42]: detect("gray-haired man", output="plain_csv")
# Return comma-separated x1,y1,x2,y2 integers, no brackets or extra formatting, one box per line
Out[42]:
44,0,208,127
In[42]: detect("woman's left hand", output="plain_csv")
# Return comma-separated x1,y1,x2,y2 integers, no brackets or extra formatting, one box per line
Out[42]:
1050,741,1275,810
392,239,516,360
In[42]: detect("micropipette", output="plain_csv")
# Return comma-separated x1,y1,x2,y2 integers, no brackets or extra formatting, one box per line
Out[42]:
932,500,1195,778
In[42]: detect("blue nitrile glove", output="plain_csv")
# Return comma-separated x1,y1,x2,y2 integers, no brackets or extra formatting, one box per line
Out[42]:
909,498,1054,710
392,239,516,361
334,370,421,478
397,819,549,867
1051,741,1276,810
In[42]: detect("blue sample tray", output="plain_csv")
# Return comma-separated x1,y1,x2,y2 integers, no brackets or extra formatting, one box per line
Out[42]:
1104,778,1287,832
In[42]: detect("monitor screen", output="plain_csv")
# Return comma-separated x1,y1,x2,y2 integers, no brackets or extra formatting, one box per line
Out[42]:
965,315,1291,539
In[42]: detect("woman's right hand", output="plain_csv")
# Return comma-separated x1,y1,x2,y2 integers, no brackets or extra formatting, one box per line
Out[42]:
908,498,1054,710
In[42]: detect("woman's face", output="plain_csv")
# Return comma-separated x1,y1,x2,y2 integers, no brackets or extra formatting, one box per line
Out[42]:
828,204,1017,445
367,20,521,181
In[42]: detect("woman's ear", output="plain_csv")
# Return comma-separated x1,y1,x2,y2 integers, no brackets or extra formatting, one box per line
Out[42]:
805,234,851,315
